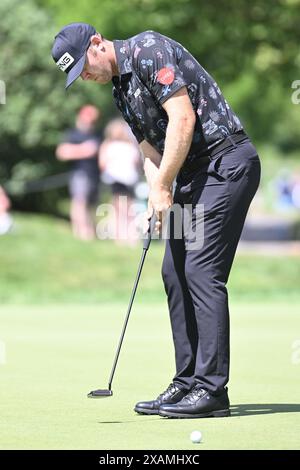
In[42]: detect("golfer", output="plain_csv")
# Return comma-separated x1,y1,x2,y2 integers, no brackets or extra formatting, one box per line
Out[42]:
52,23,261,418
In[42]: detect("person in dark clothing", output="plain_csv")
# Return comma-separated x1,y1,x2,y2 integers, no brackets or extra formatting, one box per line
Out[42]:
56,105,101,240
52,23,261,418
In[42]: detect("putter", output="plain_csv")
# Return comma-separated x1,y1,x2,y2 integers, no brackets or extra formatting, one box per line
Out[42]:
87,214,157,398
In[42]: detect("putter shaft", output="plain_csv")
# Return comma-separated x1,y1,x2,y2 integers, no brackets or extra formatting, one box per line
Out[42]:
89,216,156,397
108,247,148,391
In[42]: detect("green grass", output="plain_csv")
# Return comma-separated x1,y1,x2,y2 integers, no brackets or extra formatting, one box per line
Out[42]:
0,213,299,449
0,213,299,303
0,302,299,450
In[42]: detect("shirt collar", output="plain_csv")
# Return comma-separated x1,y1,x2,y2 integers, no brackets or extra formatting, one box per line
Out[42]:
113,39,132,78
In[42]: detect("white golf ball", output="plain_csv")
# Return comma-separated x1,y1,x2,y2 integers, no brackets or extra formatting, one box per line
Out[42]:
190,430,202,443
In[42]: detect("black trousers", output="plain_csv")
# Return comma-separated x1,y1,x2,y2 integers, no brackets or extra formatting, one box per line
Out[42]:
161,137,261,394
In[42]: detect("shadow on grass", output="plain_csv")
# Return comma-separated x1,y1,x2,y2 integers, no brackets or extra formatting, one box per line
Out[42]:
231,403,300,416
99,418,160,424
98,404,300,423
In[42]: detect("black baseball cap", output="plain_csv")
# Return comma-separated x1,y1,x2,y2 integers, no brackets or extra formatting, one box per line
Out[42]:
52,22,96,89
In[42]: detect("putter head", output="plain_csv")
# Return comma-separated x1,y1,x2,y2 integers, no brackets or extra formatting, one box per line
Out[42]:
87,389,113,398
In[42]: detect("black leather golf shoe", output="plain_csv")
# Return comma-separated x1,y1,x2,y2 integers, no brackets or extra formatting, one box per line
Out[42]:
158,385,230,418
134,382,188,415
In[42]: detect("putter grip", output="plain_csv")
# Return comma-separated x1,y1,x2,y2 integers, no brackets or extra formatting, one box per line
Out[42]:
143,214,156,250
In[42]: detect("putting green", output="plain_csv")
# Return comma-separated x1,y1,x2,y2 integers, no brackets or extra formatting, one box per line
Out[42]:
0,302,299,450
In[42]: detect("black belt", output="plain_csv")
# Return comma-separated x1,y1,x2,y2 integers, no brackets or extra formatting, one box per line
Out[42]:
181,130,248,174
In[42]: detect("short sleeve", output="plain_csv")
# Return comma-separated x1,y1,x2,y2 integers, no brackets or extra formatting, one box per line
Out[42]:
132,38,187,104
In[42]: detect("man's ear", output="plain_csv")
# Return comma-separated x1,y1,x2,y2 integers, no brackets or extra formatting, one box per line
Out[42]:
90,34,103,51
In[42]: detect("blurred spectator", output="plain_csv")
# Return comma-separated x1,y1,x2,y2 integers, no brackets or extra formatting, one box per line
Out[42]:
99,118,142,245
0,185,13,235
291,172,300,210
275,169,294,211
56,105,101,241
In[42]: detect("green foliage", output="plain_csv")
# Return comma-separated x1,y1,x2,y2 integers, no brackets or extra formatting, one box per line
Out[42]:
0,0,115,211
1,0,89,148
1,0,300,212
37,0,300,148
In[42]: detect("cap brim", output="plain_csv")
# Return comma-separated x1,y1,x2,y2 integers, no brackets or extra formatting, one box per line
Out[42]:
65,53,87,89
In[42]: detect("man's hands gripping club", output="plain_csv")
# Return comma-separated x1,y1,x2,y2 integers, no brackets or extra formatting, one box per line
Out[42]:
147,181,173,234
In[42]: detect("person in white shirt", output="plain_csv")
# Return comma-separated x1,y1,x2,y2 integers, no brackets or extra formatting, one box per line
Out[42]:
99,118,142,244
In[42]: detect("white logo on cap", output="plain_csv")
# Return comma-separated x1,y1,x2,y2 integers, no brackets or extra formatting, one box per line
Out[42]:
56,52,75,72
